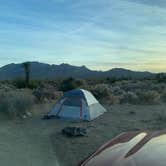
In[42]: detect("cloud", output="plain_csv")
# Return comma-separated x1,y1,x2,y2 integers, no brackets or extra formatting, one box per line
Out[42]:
0,0,166,72
127,0,166,8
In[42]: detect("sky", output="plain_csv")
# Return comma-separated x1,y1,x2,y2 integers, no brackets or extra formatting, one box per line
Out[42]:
0,0,166,72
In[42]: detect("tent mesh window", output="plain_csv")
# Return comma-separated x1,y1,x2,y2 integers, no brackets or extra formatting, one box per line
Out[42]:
63,96,82,107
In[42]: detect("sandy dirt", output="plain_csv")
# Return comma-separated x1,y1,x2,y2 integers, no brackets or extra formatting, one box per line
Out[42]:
0,104,166,166
51,104,166,166
0,114,59,166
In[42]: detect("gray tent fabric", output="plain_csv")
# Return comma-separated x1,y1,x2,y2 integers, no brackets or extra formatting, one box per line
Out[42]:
48,89,106,121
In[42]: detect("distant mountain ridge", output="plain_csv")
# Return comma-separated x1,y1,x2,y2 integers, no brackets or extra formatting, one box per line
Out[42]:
0,62,154,80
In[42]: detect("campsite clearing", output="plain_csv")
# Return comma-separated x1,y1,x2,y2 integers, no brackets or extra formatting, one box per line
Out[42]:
51,104,166,166
0,114,59,166
0,104,166,166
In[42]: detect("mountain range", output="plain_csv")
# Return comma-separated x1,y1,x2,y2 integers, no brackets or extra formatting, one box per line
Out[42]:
0,62,154,80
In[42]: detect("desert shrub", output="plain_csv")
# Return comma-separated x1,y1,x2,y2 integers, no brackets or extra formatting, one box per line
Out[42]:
112,86,125,96
88,84,121,105
106,77,118,84
33,84,61,102
156,73,166,83
136,90,161,104
120,91,139,104
150,83,166,93
14,78,41,89
160,90,166,102
54,91,63,100
103,95,121,105
84,80,166,105
84,79,103,86
0,82,15,91
119,81,150,92
0,90,35,118
59,78,83,92
28,80,41,89
14,78,26,89
89,84,112,99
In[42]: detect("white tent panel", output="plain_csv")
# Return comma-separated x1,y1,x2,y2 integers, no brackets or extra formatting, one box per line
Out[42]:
89,103,106,120
81,89,98,105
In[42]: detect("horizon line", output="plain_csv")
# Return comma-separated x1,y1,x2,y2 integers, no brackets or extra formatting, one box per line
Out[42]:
0,61,164,74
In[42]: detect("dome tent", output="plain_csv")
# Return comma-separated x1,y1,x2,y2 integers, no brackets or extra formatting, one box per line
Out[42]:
48,89,106,121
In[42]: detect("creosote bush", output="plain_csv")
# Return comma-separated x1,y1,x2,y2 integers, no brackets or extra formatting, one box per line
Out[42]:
14,78,26,89
136,90,161,104
33,85,61,102
2,78,166,107
156,73,166,83
59,78,83,92
121,91,139,104
0,90,35,118
89,84,112,99
161,90,166,102
14,78,41,89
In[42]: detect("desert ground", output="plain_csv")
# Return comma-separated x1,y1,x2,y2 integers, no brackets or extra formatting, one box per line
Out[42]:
1,103,166,166
0,110,60,166
0,79,166,166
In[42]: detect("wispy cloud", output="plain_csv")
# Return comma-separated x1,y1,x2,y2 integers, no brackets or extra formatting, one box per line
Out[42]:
127,0,166,8
0,0,165,72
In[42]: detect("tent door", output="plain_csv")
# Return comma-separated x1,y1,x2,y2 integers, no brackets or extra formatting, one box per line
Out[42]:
55,98,67,116
81,99,89,120
80,99,83,119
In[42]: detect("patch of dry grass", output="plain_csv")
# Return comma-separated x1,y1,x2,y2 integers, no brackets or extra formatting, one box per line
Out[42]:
89,84,112,99
0,89,35,118
136,90,161,104
161,90,166,102
82,80,166,105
